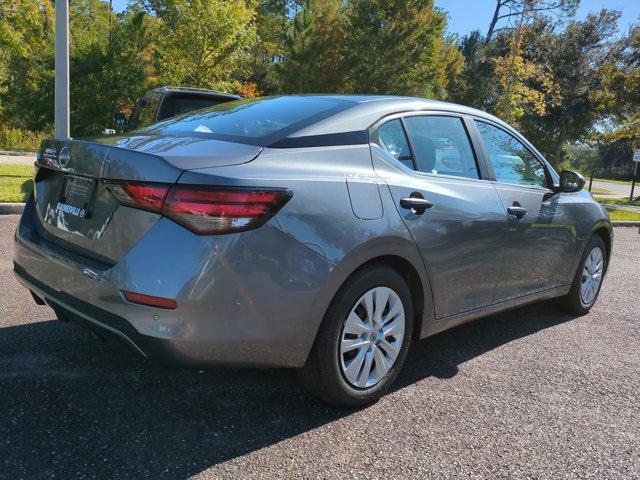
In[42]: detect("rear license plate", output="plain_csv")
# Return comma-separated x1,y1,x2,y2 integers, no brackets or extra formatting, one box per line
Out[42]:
56,175,97,219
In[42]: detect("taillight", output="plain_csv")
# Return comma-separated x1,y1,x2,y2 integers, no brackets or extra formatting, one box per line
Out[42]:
104,181,170,212
162,186,291,234
104,181,291,235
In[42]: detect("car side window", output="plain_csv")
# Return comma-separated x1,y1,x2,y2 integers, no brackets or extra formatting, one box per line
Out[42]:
476,121,548,188
403,116,479,179
137,94,162,126
376,119,414,169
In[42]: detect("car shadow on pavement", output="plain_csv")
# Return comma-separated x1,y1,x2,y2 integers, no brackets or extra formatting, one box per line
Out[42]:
0,300,575,479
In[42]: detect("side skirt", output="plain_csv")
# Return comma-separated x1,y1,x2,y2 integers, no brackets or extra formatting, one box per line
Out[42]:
420,285,571,339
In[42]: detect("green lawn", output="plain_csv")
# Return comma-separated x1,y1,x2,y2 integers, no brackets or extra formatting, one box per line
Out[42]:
595,178,633,185
608,209,640,221
595,197,640,206
0,164,33,203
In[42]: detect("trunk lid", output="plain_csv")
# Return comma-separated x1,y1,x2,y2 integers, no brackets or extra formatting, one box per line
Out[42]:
33,135,262,264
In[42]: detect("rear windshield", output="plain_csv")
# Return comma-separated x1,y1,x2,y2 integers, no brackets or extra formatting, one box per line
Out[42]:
136,96,354,146
157,94,233,121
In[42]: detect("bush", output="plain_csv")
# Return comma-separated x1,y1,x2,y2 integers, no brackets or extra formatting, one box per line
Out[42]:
0,127,50,152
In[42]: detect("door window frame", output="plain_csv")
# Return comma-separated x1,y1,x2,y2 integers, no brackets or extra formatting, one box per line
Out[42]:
370,110,492,183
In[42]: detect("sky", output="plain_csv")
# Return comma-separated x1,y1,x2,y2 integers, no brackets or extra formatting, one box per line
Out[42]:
111,0,639,36
434,0,638,37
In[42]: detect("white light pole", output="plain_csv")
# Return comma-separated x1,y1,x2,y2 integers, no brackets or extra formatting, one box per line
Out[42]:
55,0,70,140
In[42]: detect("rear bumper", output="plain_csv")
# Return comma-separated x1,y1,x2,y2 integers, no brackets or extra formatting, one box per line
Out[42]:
13,199,336,368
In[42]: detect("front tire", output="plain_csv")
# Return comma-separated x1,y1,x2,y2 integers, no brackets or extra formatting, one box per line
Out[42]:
561,235,607,315
299,265,414,407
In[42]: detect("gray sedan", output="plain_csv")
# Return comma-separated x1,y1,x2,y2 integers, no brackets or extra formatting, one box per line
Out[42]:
13,96,612,406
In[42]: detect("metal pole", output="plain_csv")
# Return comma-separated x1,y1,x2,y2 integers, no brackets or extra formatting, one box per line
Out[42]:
630,161,638,201
588,171,594,192
54,0,70,140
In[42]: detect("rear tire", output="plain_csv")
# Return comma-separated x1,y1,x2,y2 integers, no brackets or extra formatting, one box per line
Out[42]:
299,265,414,407
560,235,607,315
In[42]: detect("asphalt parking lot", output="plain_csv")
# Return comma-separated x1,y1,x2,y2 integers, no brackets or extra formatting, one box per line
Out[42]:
1,215,639,479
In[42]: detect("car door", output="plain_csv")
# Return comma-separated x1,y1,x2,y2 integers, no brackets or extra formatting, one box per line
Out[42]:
473,119,576,300
371,113,508,319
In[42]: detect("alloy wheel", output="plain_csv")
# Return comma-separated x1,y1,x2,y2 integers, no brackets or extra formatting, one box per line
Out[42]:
339,286,405,389
580,246,604,306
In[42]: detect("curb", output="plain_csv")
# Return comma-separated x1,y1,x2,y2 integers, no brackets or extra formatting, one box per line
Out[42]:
611,220,640,227
0,203,25,215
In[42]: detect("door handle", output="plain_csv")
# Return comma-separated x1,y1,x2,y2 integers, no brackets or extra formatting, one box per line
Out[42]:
400,194,434,214
507,206,528,219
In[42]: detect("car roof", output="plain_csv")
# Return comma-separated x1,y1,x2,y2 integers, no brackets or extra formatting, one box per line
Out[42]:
284,94,510,137
145,86,242,100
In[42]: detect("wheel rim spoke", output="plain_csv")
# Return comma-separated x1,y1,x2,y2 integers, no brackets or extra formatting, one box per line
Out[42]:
379,338,399,362
339,286,405,389
372,287,389,328
382,298,402,326
362,290,374,326
341,338,369,353
357,350,375,387
344,348,367,385
382,317,404,337
343,312,369,335
373,347,391,379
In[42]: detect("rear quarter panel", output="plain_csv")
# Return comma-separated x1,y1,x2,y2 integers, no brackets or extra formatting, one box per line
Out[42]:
179,145,435,348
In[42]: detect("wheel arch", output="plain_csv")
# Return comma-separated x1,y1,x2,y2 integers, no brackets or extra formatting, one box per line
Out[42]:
313,235,435,354
344,255,426,344
592,222,613,273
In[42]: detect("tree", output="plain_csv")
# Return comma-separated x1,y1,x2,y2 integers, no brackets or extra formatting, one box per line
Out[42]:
155,0,258,93
491,24,558,126
277,2,319,92
0,0,55,132
250,0,295,95
485,0,578,45
448,30,495,109
344,0,461,97
594,21,640,149
519,10,620,166
277,0,346,93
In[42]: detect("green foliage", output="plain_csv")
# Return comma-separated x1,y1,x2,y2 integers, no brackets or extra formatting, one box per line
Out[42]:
155,0,257,93
277,0,346,93
0,0,636,176
0,127,49,152
519,10,621,166
594,22,640,149
343,0,459,97
492,28,558,126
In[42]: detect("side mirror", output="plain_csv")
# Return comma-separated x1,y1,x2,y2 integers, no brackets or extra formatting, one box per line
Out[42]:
557,169,586,193
114,112,128,126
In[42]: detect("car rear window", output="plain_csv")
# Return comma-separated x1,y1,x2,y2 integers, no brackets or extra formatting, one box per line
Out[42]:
157,94,232,121
136,96,354,146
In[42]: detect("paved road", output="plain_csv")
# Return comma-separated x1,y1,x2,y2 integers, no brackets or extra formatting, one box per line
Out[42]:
0,153,35,165
591,179,635,199
1,215,638,479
